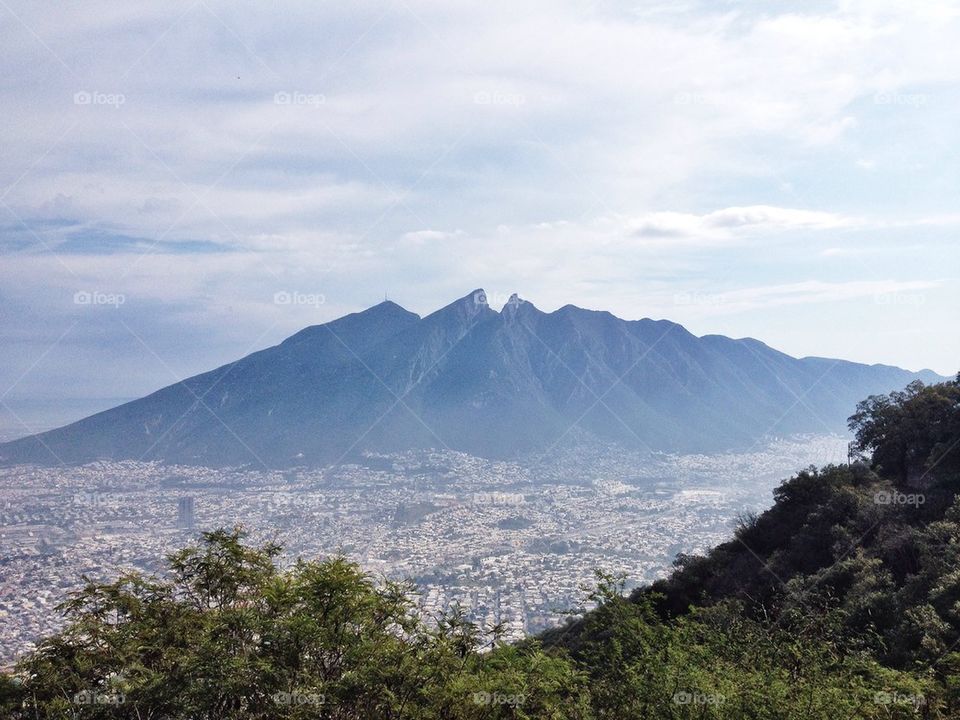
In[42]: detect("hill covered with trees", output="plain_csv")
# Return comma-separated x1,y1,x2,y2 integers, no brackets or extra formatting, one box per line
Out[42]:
2,378,959,718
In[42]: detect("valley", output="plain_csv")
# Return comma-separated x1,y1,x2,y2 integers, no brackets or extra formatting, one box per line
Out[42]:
0,434,846,665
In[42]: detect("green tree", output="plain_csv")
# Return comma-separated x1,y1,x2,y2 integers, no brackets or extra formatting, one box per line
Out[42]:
3,527,590,719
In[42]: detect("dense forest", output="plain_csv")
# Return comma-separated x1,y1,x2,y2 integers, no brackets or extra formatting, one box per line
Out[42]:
2,378,959,719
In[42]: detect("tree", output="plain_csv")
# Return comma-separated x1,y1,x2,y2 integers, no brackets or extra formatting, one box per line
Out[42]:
849,379,960,489
3,527,590,719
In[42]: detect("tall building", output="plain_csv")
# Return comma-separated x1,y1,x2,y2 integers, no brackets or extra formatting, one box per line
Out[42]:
177,496,195,530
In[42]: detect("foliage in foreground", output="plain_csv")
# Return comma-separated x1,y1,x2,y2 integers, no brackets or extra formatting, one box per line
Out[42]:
3,377,960,718
1,528,590,719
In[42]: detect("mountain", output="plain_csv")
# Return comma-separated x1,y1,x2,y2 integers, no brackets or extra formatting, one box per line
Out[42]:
0,290,946,468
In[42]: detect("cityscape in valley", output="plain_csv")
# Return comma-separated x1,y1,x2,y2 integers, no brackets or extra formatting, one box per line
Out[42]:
1,434,846,665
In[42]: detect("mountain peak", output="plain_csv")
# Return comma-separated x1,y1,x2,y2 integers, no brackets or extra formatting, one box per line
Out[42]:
0,289,945,468
345,299,420,326
470,288,489,307
501,292,537,316
370,298,410,313
424,288,493,324
279,299,420,351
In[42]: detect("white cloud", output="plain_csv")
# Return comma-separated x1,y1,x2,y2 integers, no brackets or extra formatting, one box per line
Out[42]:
400,229,465,245
698,279,940,314
629,206,855,241
1,0,960,403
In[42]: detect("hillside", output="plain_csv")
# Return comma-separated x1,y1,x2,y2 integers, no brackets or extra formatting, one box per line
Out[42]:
541,377,960,717
0,290,944,468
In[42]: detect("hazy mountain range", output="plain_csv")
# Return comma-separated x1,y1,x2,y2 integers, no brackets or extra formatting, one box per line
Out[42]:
0,290,944,468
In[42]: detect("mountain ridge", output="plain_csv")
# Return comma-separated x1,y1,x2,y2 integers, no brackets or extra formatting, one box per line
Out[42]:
0,289,946,468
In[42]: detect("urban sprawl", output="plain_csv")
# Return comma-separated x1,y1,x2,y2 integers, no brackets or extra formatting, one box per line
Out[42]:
0,436,847,666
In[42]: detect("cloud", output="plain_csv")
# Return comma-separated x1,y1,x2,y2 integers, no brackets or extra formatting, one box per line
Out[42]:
400,229,465,246
699,279,940,313
1,0,959,412
629,205,855,241
4,0,960,247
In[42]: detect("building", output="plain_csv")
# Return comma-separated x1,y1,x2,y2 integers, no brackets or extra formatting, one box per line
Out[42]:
177,496,195,530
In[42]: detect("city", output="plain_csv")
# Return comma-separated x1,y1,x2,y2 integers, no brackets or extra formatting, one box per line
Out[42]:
0,434,846,666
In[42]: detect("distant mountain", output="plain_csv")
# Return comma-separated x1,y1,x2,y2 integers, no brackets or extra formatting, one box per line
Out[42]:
0,290,945,468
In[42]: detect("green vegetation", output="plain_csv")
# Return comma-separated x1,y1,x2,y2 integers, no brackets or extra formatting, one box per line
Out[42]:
0,528,589,719
3,378,959,718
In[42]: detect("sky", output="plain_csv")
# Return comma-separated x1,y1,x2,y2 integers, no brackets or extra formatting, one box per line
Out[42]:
0,0,958,435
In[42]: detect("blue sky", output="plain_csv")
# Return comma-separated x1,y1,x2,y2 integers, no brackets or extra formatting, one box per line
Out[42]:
1,0,958,434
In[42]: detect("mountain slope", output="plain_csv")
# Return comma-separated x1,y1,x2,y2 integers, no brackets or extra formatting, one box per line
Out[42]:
535,378,960,717
0,290,945,468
